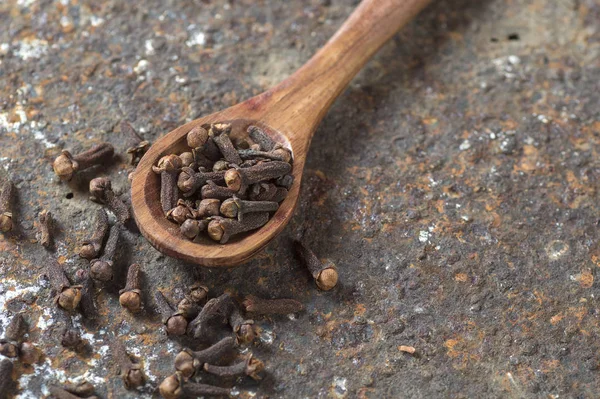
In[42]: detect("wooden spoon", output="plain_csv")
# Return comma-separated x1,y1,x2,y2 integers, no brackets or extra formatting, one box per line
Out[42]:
131,0,432,267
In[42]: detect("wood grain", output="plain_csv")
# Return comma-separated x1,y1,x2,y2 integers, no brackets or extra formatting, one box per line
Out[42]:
131,0,432,266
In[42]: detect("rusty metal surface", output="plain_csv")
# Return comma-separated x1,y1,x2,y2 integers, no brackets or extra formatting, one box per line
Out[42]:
1,0,600,397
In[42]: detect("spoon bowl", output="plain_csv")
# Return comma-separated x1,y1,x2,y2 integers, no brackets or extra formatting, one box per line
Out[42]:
131,0,432,266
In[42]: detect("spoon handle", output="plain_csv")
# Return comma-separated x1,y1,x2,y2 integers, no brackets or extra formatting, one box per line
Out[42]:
254,0,432,146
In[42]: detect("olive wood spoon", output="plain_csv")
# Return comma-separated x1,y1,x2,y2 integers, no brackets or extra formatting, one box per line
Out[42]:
131,0,432,266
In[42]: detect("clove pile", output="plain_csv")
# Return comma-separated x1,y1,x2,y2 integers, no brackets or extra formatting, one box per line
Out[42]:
154,123,293,244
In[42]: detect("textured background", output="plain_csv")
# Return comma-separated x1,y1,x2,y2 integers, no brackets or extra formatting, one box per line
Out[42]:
1,0,600,397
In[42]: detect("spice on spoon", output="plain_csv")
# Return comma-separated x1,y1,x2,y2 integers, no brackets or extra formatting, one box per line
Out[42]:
154,122,293,244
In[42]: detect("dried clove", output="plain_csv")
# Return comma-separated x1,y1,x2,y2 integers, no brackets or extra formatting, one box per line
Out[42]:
248,183,277,201
242,295,304,315
209,123,242,165
121,121,150,166
53,143,114,181
179,151,196,168
224,161,291,193
228,305,256,345
187,125,209,149
176,297,200,320
212,160,230,172
152,155,182,214
159,373,231,399
112,340,145,389
89,177,130,223
174,336,236,378
248,125,275,151
119,263,142,313
19,341,40,365
79,208,109,260
167,199,195,224
204,354,264,381
154,291,187,336
0,179,14,233
0,314,25,358
177,167,225,196
195,198,220,218
276,174,294,190
201,180,239,201
180,219,208,240
220,196,278,221
0,359,14,398
63,381,96,396
46,262,82,311
187,293,234,340
207,213,270,244
57,311,82,350
237,147,291,162
75,269,96,319
48,386,99,399
38,210,53,249
293,240,339,291
189,283,209,303
90,224,120,282
271,187,289,203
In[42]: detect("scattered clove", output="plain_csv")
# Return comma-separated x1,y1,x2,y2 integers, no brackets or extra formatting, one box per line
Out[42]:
228,305,256,345
90,224,120,282
119,264,142,313
57,311,83,351
75,269,96,319
63,381,96,396
121,121,150,166
189,283,209,303
293,240,338,290
154,291,188,336
79,208,109,260
187,293,234,340
89,177,130,223
19,341,40,365
48,386,99,399
242,295,304,315
0,179,14,233
46,262,82,312
152,155,183,214
159,372,231,399
220,196,278,221
204,353,264,381
112,340,145,389
207,213,270,244
53,143,114,181
0,358,14,398
174,336,236,378
0,314,25,358
38,210,53,249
